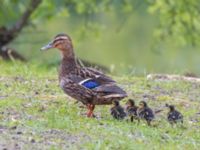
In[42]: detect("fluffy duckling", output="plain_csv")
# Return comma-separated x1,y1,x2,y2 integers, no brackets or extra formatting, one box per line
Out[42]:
138,101,154,126
110,100,126,120
126,99,138,122
166,104,183,124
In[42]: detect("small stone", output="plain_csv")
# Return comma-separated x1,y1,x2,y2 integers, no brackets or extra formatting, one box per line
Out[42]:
16,131,23,135
10,126,17,130
31,139,35,143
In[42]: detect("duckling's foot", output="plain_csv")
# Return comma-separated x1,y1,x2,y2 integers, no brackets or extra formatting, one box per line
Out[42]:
86,104,95,118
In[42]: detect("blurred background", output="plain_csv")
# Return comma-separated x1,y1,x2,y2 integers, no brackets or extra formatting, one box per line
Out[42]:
0,0,200,75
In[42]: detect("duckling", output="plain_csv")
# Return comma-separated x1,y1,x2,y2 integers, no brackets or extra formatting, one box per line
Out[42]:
41,33,127,117
138,101,154,126
110,100,126,120
166,104,183,124
126,99,138,122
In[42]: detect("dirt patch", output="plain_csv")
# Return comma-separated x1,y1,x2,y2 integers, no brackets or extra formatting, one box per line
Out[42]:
0,125,91,150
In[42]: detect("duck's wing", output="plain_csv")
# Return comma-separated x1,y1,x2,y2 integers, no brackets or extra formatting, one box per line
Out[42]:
81,67,115,83
60,77,94,104
72,68,127,96
85,68,127,96
93,83,127,97
63,73,127,105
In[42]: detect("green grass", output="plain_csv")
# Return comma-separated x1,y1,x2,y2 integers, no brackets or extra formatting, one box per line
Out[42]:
0,61,200,150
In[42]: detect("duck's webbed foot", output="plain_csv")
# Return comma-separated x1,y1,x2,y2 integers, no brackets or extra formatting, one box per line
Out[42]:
86,104,95,118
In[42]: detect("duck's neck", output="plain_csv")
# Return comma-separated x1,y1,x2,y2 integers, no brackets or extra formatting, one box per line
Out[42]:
59,47,77,78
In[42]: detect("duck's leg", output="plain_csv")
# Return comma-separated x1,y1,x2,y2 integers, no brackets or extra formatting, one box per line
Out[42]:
86,104,95,118
147,120,151,126
130,116,134,122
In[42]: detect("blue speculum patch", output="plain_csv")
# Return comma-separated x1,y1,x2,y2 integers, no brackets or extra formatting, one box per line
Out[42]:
82,80,100,89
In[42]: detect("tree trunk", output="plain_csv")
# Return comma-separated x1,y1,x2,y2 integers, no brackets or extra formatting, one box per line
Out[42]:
0,47,26,61
0,0,42,61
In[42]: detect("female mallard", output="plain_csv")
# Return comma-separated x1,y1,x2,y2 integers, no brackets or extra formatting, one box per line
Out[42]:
41,33,127,117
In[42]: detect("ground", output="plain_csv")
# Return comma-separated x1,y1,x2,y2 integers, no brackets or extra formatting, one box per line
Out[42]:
0,62,200,150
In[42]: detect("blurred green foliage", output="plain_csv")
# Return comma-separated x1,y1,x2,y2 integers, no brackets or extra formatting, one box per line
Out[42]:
1,0,200,46
148,0,200,46
1,0,200,75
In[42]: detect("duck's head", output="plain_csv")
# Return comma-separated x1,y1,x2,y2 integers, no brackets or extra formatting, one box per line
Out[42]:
41,33,73,51
166,104,175,111
139,101,147,109
127,99,135,107
112,100,119,107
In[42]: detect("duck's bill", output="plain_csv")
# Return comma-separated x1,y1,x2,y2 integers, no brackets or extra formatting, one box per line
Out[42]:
40,42,53,51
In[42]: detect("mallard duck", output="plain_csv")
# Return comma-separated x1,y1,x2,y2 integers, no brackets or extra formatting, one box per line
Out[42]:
166,104,183,124
138,101,154,125
110,100,126,120
126,99,138,122
41,33,127,117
